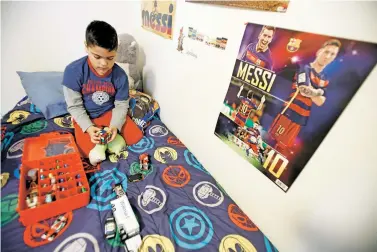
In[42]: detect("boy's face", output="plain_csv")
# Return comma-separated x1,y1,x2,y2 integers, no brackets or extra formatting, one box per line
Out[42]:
85,44,117,76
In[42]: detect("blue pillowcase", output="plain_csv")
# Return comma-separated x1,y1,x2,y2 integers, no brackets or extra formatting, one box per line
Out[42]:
17,71,68,119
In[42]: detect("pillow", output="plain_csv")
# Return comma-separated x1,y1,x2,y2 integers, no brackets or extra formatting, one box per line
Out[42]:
17,71,68,119
128,90,160,131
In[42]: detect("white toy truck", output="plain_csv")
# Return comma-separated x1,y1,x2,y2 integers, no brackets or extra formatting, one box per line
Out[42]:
107,184,142,252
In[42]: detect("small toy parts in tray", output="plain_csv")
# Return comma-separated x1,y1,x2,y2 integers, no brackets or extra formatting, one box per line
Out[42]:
17,132,90,226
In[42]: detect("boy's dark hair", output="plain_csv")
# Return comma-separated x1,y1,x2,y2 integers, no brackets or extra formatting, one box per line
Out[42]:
85,20,118,51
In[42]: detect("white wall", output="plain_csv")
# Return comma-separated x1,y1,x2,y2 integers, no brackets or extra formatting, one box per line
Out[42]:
2,1,377,252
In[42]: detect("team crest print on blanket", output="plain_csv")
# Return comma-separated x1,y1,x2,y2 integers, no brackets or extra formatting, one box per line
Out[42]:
218,234,257,252
169,206,214,250
154,147,178,163
87,167,128,211
1,194,19,227
21,120,48,134
128,136,155,153
228,204,258,231
148,125,169,137
184,149,209,174
7,139,25,159
130,162,154,177
139,234,175,252
137,185,167,214
53,233,100,252
6,110,30,124
193,181,224,207
162,165,191,188
1,131,14,151
54,115,73,128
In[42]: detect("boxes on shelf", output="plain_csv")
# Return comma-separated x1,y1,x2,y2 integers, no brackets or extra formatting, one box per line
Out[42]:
17,132,90,226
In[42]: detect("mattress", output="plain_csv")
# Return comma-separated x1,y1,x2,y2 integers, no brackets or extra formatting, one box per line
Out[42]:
1,97,278,252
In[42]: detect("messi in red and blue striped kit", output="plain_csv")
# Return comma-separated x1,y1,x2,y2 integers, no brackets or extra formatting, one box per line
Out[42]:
235,96,257,127
268,39,341,149
241,42,273,71
234,84,265,127
240,26,275,71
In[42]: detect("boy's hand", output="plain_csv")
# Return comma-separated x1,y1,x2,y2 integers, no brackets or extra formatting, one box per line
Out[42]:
86,126,101,144
108,126,118,143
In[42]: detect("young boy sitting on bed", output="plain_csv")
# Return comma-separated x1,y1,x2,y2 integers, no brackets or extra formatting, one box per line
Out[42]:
62,20,143,165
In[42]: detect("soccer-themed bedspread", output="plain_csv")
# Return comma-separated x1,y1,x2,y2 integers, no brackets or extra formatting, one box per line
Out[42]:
1,97,279,252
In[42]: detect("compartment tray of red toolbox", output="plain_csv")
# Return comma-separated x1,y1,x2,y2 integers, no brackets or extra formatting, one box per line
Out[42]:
17,132,90,226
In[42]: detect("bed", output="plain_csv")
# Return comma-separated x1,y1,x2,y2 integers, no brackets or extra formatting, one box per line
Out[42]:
1,96,279,252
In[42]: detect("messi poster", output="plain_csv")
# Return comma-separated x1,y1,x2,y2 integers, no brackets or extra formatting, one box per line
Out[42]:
141,0,176,40
214,23,377,192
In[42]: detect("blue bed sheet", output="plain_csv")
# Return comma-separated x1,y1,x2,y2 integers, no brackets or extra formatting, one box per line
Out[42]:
1,97,278,252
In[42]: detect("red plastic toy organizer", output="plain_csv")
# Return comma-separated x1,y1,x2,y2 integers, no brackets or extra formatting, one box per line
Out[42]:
17,132,90,226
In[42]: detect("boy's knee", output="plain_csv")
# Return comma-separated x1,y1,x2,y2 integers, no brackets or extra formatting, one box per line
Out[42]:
107,134,127,155
89,144,107,166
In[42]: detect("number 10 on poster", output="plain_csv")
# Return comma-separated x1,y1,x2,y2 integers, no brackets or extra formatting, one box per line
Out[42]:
263,149,288,179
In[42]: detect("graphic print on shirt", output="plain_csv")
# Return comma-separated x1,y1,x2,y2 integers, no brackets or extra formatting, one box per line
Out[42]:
92,91,110,106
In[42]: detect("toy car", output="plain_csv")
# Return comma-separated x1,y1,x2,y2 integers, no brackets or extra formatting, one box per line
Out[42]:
125,234,142,252
104,217,117,240
110,193,140,246
128,173,144,183
113,183,126,198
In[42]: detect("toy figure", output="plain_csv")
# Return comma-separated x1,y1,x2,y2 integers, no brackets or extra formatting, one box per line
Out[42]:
40,174,46,180
75,174,81,179
27,169,39,191
81,187,87,193
58,178,65,183
27,169,38,182
77,181,83,187
139,153,149,171
64,164,69,168
29,181,38,190
26,188,38,208
177,27,185,52
49,173,56,184
45,193,54,203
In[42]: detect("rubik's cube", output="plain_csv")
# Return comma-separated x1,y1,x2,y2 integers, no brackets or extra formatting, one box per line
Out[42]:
100,128,112,145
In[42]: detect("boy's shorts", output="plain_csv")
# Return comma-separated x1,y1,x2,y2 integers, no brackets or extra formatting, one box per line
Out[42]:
73,111,143,158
